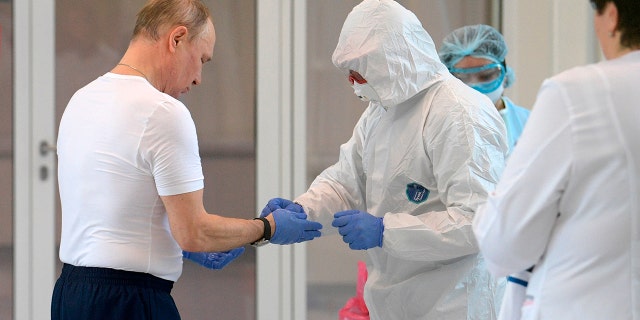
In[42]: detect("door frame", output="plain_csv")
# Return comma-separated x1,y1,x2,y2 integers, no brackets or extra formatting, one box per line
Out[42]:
14,0,57,319
256,1,309,319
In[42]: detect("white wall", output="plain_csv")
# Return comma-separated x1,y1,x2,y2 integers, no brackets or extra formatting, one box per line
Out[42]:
503,0,601,109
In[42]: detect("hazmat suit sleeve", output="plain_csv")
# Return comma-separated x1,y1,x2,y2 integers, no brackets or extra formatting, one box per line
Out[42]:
382,89,508,261
473,80,571,277
294,107,374,234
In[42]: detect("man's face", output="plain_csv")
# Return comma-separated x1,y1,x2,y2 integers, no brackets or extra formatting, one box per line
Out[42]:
168,19,215,99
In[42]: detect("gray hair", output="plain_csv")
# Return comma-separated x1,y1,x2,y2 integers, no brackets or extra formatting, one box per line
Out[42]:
132,0,211,41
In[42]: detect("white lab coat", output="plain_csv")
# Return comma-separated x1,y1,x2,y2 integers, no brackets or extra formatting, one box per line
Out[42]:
473,51,640,319
497,96,531,320
295,1,508,319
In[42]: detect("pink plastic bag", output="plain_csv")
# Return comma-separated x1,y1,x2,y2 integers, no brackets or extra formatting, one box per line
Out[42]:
338,261,370,320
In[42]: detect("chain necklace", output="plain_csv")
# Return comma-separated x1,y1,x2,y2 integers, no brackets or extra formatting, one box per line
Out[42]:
117,63,150,83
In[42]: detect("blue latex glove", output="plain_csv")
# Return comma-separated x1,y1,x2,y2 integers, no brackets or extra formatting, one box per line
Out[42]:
270,209,323,244
332,210,383,250
182,247,245,270
260,198,304,218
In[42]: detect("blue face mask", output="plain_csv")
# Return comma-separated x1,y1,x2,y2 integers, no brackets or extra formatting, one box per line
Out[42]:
481,81,505,104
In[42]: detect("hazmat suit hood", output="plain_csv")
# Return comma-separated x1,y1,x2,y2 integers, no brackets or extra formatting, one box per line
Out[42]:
332,0,450,108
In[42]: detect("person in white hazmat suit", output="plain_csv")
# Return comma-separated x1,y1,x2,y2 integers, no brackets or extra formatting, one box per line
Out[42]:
261,0,508,319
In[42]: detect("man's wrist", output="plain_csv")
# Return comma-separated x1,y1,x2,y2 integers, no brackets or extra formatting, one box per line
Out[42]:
251,217,271,247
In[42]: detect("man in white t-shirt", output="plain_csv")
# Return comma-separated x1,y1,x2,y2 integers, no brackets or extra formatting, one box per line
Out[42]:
51,1,322,319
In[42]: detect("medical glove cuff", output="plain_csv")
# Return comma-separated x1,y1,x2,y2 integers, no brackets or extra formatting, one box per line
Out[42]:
375,217,384,248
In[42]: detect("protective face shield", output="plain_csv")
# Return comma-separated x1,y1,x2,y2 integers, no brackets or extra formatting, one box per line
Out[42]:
351,82,381,102
450,62,506,103
450,63,505,93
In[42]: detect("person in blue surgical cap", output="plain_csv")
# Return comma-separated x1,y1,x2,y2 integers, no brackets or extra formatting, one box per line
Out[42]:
260,1,509,319
440,24,530,155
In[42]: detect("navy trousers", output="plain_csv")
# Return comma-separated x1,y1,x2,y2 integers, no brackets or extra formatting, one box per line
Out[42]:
52,264,181,320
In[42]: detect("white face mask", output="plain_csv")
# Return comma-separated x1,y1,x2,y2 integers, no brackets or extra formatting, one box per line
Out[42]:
484,83,505,104
351,82,381,102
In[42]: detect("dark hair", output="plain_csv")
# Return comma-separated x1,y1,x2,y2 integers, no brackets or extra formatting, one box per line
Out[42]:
591,0,640,49
133,0,211,41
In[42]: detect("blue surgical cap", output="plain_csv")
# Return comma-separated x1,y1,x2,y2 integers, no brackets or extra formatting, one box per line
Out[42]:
439,24,515,88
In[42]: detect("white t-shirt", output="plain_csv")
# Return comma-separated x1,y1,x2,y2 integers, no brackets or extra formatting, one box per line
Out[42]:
57,73,204,281
474,51,640,319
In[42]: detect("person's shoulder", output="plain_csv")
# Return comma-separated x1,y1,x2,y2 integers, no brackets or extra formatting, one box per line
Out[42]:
430,77,469,102
104,75,191,117
154,95,192,120
535,62,615,106
75,73,110,91
560,53,640,81
424,78,499,129
431,77,494,112
545,63,601,87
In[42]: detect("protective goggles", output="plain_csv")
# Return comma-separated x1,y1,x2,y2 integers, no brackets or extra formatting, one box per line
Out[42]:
348,70,367,84
449,63,506,94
